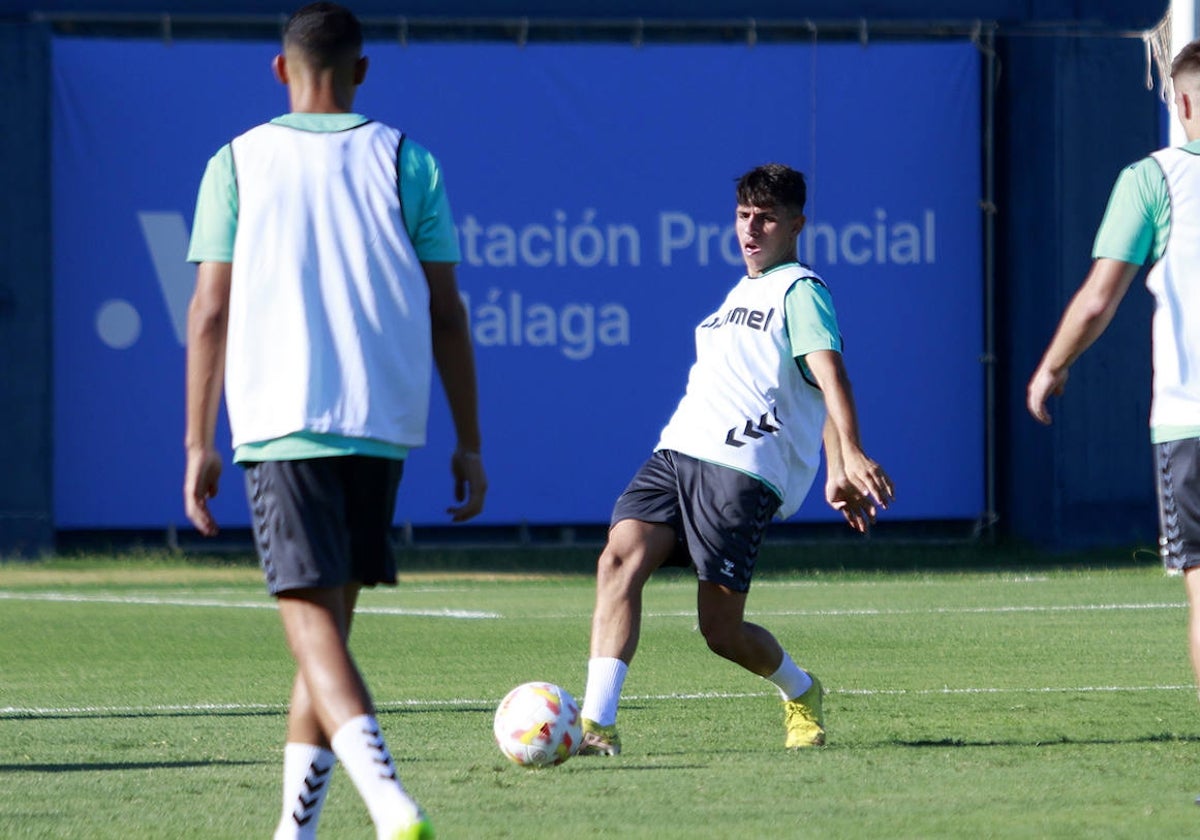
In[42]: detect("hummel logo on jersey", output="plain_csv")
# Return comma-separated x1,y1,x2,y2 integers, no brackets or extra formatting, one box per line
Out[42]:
725,409,782,447
721,559,736,577
699,306,775,332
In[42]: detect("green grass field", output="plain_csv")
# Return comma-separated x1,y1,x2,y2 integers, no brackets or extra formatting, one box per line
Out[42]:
2,545,1199,838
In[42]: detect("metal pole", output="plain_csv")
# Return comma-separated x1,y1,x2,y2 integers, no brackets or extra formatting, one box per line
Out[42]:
981,23,999,542
1171,0,1199,146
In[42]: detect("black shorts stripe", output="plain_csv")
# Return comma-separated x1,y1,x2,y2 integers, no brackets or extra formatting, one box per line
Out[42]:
1155,438,1200,573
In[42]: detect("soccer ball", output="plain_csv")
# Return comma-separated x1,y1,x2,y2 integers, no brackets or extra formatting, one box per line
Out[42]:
493,681,583,767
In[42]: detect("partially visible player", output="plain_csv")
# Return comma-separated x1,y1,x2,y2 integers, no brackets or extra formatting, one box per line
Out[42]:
183,4,485,838
577,163,893,755
1028,38,1200,729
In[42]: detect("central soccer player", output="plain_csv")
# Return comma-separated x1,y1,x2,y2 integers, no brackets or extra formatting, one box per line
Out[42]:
183,3,485,838
577,163,894,755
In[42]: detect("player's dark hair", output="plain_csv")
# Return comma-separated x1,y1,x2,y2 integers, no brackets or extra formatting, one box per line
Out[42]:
283,2,363,67
735,163,807,215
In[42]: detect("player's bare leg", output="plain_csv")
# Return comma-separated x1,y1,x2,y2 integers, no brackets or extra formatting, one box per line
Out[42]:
277,586,372,735
271,586,361,839
276,585,426,838
283,584,364,745
580,519,675,755
695,580,824,747
1184,567,1200,704
695,581,782,675
588,519,676,663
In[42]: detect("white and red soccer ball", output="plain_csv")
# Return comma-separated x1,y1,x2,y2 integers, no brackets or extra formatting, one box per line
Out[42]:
493,681,583,767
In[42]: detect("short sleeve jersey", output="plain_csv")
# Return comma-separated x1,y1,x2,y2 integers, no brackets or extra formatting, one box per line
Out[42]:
1091,153,1175,266
187,112,462,462
655,262,841,517
188,112,461,265
784,276,842,363
1092,138,1200,443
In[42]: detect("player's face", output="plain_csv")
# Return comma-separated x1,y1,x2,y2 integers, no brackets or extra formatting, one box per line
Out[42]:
736,203,804,277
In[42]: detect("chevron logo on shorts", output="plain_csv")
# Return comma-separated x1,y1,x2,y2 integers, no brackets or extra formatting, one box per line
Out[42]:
724,410,782,447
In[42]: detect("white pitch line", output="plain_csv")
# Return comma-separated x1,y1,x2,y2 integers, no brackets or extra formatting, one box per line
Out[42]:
0,590,1184,621
832,684,1199,696
0,591,499,619
639,602,1187,619
3,684,1194,719
0,591,277,609
0,701,287,717
527,602,1188,620
752,576,1057,588
622,685,1198,700
357,606,501,619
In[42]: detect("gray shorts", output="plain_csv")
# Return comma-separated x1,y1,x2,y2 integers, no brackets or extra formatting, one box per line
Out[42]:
242,456,404,595
610,449,781,592
1155,437,1200,573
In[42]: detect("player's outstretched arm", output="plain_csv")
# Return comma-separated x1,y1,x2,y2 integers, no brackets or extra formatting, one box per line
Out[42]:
1026,258,1140,425
425,261,488,522
806,349,893,531
821,415,873,533
183,261,232,536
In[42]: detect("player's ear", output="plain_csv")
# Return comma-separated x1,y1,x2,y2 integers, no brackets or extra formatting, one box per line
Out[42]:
272,54,288,85
354,55,368,86
791,213,807,236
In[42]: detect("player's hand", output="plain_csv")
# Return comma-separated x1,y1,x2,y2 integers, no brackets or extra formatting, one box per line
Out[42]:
843,450,894,510
827,451,893,533
1027,366,1067,425
826,478,875,533
184,446,223,536
448,449,487,522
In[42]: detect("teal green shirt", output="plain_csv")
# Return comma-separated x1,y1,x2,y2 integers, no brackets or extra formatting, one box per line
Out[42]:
784,279,842,359
768,262,843,379
1090,141,1200,265
188,112,461,462
1092,139,1200,444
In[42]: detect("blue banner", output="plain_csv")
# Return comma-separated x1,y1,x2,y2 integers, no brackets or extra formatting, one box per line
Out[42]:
52,38,982,528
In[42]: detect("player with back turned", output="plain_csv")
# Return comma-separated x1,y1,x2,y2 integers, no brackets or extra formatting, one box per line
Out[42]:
1028,40,1200,790
183,4,486,838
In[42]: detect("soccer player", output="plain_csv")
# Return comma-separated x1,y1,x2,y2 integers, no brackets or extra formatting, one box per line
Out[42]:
183,4,486,838
1028,40,1200,729
577,163,894,755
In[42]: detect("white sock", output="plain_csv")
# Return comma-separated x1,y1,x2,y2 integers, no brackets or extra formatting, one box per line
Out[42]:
766,653,813,701
330,715,421,839
273,744,335,840
581,657,628,726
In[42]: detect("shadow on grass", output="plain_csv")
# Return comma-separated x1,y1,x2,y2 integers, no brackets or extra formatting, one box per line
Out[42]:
0,758,268,773
4,704,502,723
566,762,711,771
893,731,1200,748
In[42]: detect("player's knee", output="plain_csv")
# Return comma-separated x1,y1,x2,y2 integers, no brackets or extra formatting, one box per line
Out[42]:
596,542,653,582
594,546,624,579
